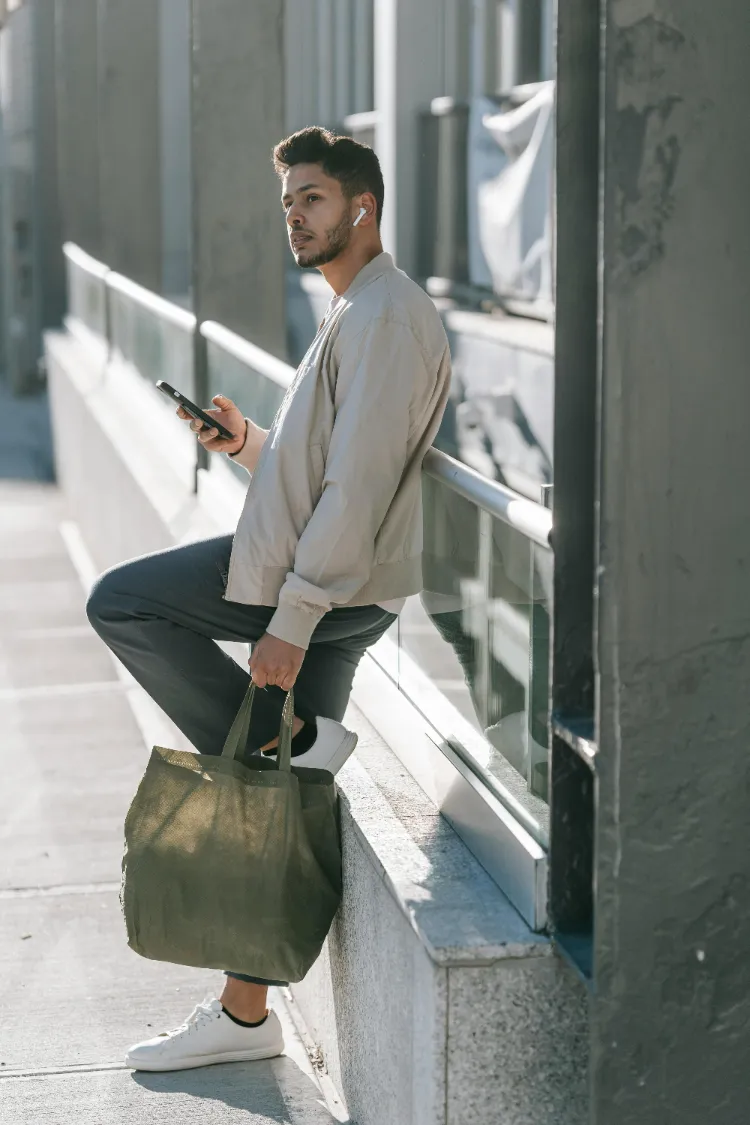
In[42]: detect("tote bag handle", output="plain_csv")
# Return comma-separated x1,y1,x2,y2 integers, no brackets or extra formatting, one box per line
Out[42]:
221,683,294,772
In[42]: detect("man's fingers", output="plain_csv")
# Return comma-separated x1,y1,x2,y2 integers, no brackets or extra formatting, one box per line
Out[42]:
249,665,295,691
250,633,302,694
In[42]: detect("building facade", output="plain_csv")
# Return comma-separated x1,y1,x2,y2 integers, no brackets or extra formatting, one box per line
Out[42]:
2,1,750,1122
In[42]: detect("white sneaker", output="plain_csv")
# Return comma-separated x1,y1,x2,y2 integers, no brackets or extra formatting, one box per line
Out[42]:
125,998,284,1072
266,716,358,774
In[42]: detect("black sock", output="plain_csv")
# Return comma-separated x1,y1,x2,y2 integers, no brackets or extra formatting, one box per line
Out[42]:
290,718,317,757
221,1005,268,1029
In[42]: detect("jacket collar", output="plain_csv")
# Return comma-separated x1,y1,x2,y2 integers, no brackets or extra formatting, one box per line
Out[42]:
343,252,395,301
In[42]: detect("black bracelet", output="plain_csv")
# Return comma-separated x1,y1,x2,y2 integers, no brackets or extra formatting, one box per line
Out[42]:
233,419,249,455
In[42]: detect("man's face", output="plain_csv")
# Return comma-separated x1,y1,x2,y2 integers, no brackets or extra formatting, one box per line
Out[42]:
281,163,353,269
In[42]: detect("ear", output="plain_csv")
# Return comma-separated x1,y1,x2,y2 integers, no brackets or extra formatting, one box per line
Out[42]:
353,191,378,227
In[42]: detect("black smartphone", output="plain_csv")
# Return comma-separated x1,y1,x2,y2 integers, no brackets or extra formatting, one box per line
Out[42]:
156,380,235,442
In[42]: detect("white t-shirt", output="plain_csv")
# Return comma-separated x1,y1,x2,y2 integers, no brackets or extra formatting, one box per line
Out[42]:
377,597,406,615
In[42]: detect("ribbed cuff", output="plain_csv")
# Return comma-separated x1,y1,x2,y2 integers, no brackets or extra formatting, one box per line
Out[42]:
227,419,253,472
266,599,327,650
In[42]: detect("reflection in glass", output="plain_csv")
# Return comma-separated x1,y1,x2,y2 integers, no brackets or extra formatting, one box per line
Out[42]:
388,471,551,842
205,341,288,484
108,289,194,397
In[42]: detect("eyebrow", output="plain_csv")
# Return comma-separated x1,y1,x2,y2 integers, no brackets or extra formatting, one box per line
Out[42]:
281,182,323,204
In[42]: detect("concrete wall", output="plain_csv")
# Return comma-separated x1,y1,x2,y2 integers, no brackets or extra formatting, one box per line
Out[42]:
294,728,588,1125
591,0,750,1120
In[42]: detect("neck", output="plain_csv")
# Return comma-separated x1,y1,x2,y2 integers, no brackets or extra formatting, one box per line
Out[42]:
318,239,384,296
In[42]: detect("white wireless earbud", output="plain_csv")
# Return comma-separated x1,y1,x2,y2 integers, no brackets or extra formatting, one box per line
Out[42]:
353,207,367,228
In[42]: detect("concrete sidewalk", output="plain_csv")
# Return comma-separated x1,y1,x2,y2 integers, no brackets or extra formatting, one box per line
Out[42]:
0,481,344,1124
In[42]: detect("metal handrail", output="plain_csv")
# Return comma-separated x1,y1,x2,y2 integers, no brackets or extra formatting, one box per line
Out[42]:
201,320,294,390
63,242,109,281
63,243,553,549
424,449,552,548
106,271,196,334
202,314,552,546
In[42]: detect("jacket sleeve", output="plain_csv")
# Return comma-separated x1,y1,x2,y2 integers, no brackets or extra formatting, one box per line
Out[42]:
267,318,427,649
227,420,255,473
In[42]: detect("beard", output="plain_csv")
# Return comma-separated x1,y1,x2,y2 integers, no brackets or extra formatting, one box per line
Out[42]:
295,209,352,269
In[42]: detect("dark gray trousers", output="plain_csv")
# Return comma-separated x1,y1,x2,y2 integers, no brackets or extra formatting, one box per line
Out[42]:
86,533,397,988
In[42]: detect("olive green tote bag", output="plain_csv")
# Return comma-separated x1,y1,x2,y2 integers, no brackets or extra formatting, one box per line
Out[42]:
120,685,342,983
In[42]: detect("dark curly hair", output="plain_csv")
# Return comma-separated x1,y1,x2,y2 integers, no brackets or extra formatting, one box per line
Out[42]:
272,127,384,227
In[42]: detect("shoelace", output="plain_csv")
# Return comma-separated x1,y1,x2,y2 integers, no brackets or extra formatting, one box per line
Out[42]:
169,999,221,1037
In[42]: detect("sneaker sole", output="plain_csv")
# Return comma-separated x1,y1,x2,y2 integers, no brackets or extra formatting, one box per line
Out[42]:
125,1042,284,1072
324,730,358,774
280,729,358,774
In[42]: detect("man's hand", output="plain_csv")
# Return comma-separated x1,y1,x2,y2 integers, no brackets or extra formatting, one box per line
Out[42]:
177,394,247,456
249,633,305,692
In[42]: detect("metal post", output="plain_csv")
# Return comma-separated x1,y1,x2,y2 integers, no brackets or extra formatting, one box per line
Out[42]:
547,0,599,964
527,483,553,800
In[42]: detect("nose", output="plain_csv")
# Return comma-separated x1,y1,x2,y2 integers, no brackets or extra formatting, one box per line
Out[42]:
286,204,304,229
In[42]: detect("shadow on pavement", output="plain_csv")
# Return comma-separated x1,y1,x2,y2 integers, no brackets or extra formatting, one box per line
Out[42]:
132,1054,340,1123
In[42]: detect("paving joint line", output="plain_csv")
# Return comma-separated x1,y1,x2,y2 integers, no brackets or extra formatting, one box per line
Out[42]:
0,680,126,702
0,1062,128,1082
0,881,120,900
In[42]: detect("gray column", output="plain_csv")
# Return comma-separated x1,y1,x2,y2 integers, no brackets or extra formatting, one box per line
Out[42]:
33,0,65,334
159,0,191,299
332,0,352,125
315,0,334,127
97,0,161,289
189,0,285,355
469,0,498,96
284,0,318,135
0,96,6,376
55,0,102,259
374,0,444,276
0,0,64,392
592,0,750,1120
0,5,35,391
351,0,374,114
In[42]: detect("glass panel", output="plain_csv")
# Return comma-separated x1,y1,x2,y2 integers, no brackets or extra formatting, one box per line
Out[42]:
66,256,107,341
205,339,288,482
205,340,286,431
383,470,551,844
108,288,194,397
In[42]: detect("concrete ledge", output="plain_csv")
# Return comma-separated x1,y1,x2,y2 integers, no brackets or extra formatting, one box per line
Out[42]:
45,328,588,1124
295,711,587,1125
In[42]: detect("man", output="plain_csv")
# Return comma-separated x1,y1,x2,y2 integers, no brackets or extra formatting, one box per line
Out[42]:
87,127,451,1071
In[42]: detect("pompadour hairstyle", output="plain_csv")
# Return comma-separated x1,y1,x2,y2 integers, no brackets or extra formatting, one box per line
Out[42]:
273,127,384,227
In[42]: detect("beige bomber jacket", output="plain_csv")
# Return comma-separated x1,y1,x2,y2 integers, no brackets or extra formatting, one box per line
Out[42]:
224,252,452,649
